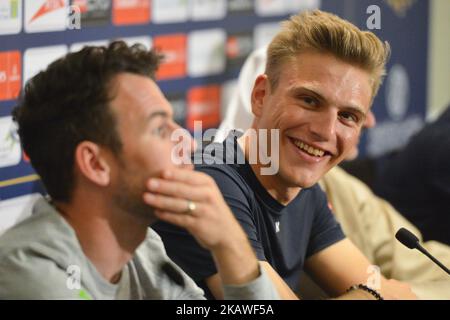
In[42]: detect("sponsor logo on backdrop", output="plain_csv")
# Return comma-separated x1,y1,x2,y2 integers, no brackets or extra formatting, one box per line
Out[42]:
25,0,68,33
190,0,226,21
187,85,221,131
23,45,68,84
71,0,110,26
226,31,253,71
152,0,188,24
0,0,22,35
0,116,21,168
153,34,187,80
188,29,226,77
367,64,423,157
255,0,286,17
227,0,253,15
112,0,150,25
0,51,21,101
253,22,281,49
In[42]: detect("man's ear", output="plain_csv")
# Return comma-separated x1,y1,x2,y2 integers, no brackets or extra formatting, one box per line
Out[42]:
251,74,270,118
75,141,111,187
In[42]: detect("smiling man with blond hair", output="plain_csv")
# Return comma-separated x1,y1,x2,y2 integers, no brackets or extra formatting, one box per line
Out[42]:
154,10,417,300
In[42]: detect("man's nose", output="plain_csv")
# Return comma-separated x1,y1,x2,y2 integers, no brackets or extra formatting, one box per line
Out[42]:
309,110,337,141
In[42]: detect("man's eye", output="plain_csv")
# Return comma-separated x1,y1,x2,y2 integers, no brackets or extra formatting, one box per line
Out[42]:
152,125,168,137
339,112,359,123
301,96,318,107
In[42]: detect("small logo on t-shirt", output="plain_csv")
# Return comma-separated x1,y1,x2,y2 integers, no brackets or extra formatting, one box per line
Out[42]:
275,221,280,233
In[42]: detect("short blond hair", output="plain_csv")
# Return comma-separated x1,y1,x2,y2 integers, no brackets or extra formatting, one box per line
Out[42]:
266,10,390,100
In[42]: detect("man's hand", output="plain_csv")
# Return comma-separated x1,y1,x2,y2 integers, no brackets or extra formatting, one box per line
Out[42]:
379,278,417,300
335,280,417,300
305,239,417,300
143,168,259,286
143,168,247,250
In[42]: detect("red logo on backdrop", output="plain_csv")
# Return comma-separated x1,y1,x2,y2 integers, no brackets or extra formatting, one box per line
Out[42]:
187,85,221,131
153,34,187,80
112,0,150,25
29,0,66,23
0,51,21,101
226,36,239,59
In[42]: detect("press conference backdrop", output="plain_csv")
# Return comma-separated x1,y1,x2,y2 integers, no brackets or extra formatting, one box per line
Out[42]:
0,0,428,232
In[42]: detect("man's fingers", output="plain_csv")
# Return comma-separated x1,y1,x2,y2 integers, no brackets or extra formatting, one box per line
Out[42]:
160,168,214,186
146,178,207,201
143,192,201,214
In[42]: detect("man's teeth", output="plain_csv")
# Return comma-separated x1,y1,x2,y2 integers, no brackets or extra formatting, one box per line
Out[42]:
293,140,325,157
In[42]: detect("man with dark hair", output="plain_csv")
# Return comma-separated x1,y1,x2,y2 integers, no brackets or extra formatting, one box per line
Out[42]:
0,41,279,300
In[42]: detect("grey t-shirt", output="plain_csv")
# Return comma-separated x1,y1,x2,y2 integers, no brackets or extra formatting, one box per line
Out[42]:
0,198,279,300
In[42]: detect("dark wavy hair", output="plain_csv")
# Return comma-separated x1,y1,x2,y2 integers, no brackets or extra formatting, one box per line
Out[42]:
13,41,162,202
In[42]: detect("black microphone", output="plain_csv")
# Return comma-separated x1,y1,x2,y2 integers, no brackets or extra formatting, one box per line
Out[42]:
395,227,450,276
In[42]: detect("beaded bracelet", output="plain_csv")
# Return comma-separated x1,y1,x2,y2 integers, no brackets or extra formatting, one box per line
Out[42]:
346,284,384,300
